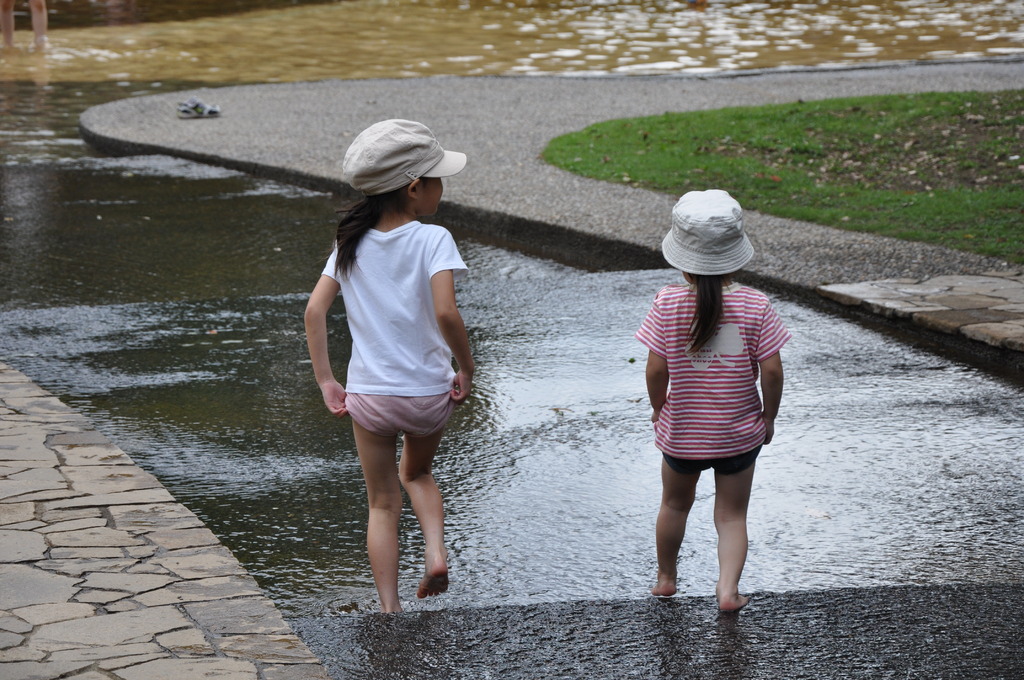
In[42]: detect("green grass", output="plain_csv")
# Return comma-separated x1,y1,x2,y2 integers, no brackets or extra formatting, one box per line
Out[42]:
543,90,1024,263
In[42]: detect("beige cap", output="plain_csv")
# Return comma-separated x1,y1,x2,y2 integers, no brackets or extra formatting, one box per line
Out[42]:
342,119,467,196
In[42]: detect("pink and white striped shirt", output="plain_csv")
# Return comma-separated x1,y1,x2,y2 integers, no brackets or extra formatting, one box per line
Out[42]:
635,283,791,460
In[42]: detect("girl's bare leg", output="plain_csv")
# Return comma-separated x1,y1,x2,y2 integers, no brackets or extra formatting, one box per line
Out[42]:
713,464,755,611
1,0,15,48
399,429,448,599
353,422,403,613
652,459,699,597
28,0,45,46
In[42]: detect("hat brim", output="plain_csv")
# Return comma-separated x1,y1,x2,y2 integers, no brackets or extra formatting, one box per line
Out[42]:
662,230,755,275
422,150,467,178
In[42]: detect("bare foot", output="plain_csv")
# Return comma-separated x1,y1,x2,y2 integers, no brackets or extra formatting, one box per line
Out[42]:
716,587,749,611
416,549,448,599
651,572,677,597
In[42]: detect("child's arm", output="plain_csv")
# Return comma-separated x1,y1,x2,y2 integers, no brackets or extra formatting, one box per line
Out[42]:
645,350,669,422
304,275,348,417
758,352,784,444
430,270,475,404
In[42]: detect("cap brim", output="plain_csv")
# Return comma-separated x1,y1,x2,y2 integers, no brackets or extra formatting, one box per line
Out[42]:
422,150,467,178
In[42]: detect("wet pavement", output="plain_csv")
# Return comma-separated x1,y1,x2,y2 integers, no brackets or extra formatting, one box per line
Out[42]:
4,344,1023,680
76,59,1024,372
291,584,1024,679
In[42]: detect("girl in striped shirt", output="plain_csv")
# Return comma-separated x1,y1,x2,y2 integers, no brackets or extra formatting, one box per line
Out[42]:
636,189,790,611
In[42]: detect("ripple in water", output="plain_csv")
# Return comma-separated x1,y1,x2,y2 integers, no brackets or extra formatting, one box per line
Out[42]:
2,156,1022,616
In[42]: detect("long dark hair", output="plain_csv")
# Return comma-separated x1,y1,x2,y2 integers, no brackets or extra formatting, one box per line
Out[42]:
333,189,406,277
687,273,726,353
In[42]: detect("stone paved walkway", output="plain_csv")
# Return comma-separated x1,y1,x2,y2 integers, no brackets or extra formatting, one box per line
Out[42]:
0,363,330,680
818,272,1024,353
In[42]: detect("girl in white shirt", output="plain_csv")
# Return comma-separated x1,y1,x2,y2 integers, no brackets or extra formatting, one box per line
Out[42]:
304,120,474,613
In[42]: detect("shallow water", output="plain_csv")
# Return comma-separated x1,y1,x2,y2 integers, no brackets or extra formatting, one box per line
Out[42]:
3,143,1023,617
2,0,1022,84
2,0,1023,636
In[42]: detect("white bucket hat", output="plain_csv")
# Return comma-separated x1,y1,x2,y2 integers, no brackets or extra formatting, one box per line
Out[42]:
342,119,467,196
662,189,754,275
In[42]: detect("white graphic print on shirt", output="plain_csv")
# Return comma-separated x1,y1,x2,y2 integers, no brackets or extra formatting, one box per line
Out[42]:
690,323,744,370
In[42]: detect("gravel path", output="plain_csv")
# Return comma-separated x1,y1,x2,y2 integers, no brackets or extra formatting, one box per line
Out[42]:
78,57,1024,366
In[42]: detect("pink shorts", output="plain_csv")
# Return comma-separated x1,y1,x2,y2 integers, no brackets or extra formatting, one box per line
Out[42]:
346,392,455,438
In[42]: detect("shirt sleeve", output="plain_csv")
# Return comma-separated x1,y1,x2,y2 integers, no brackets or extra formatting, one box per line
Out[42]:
321,247,341,284
635,291,667,358
755,300,792,361
427,229,469,281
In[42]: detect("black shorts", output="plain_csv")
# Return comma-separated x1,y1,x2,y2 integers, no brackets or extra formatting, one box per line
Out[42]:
662,445,761,476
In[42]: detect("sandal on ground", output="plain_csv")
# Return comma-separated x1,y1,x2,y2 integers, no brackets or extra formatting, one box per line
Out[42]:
177,96,221,119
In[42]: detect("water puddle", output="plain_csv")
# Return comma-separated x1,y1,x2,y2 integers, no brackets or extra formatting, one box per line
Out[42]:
2,0,1022,83
2,150,1022,618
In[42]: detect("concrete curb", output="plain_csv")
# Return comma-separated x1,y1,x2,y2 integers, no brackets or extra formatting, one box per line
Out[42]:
0,363,331,680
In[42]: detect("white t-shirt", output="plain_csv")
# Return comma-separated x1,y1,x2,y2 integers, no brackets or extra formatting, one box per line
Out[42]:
321,220,468,397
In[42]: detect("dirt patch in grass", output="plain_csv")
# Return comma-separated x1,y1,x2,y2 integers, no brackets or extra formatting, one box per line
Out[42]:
718,91,1024,194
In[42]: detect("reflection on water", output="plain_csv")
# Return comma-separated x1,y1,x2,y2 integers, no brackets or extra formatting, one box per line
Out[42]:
2,148,1023,616
1,0,1022,83
36,0,342,29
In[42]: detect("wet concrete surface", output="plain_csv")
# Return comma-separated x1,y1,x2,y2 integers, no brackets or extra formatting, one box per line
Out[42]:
292,584,1023,679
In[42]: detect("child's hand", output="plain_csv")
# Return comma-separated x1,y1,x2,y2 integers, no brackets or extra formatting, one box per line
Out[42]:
320,380,348,418
651,406,663,423
450,370,473,405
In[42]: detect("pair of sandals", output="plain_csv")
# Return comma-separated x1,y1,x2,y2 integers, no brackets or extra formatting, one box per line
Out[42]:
176,96,221,119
